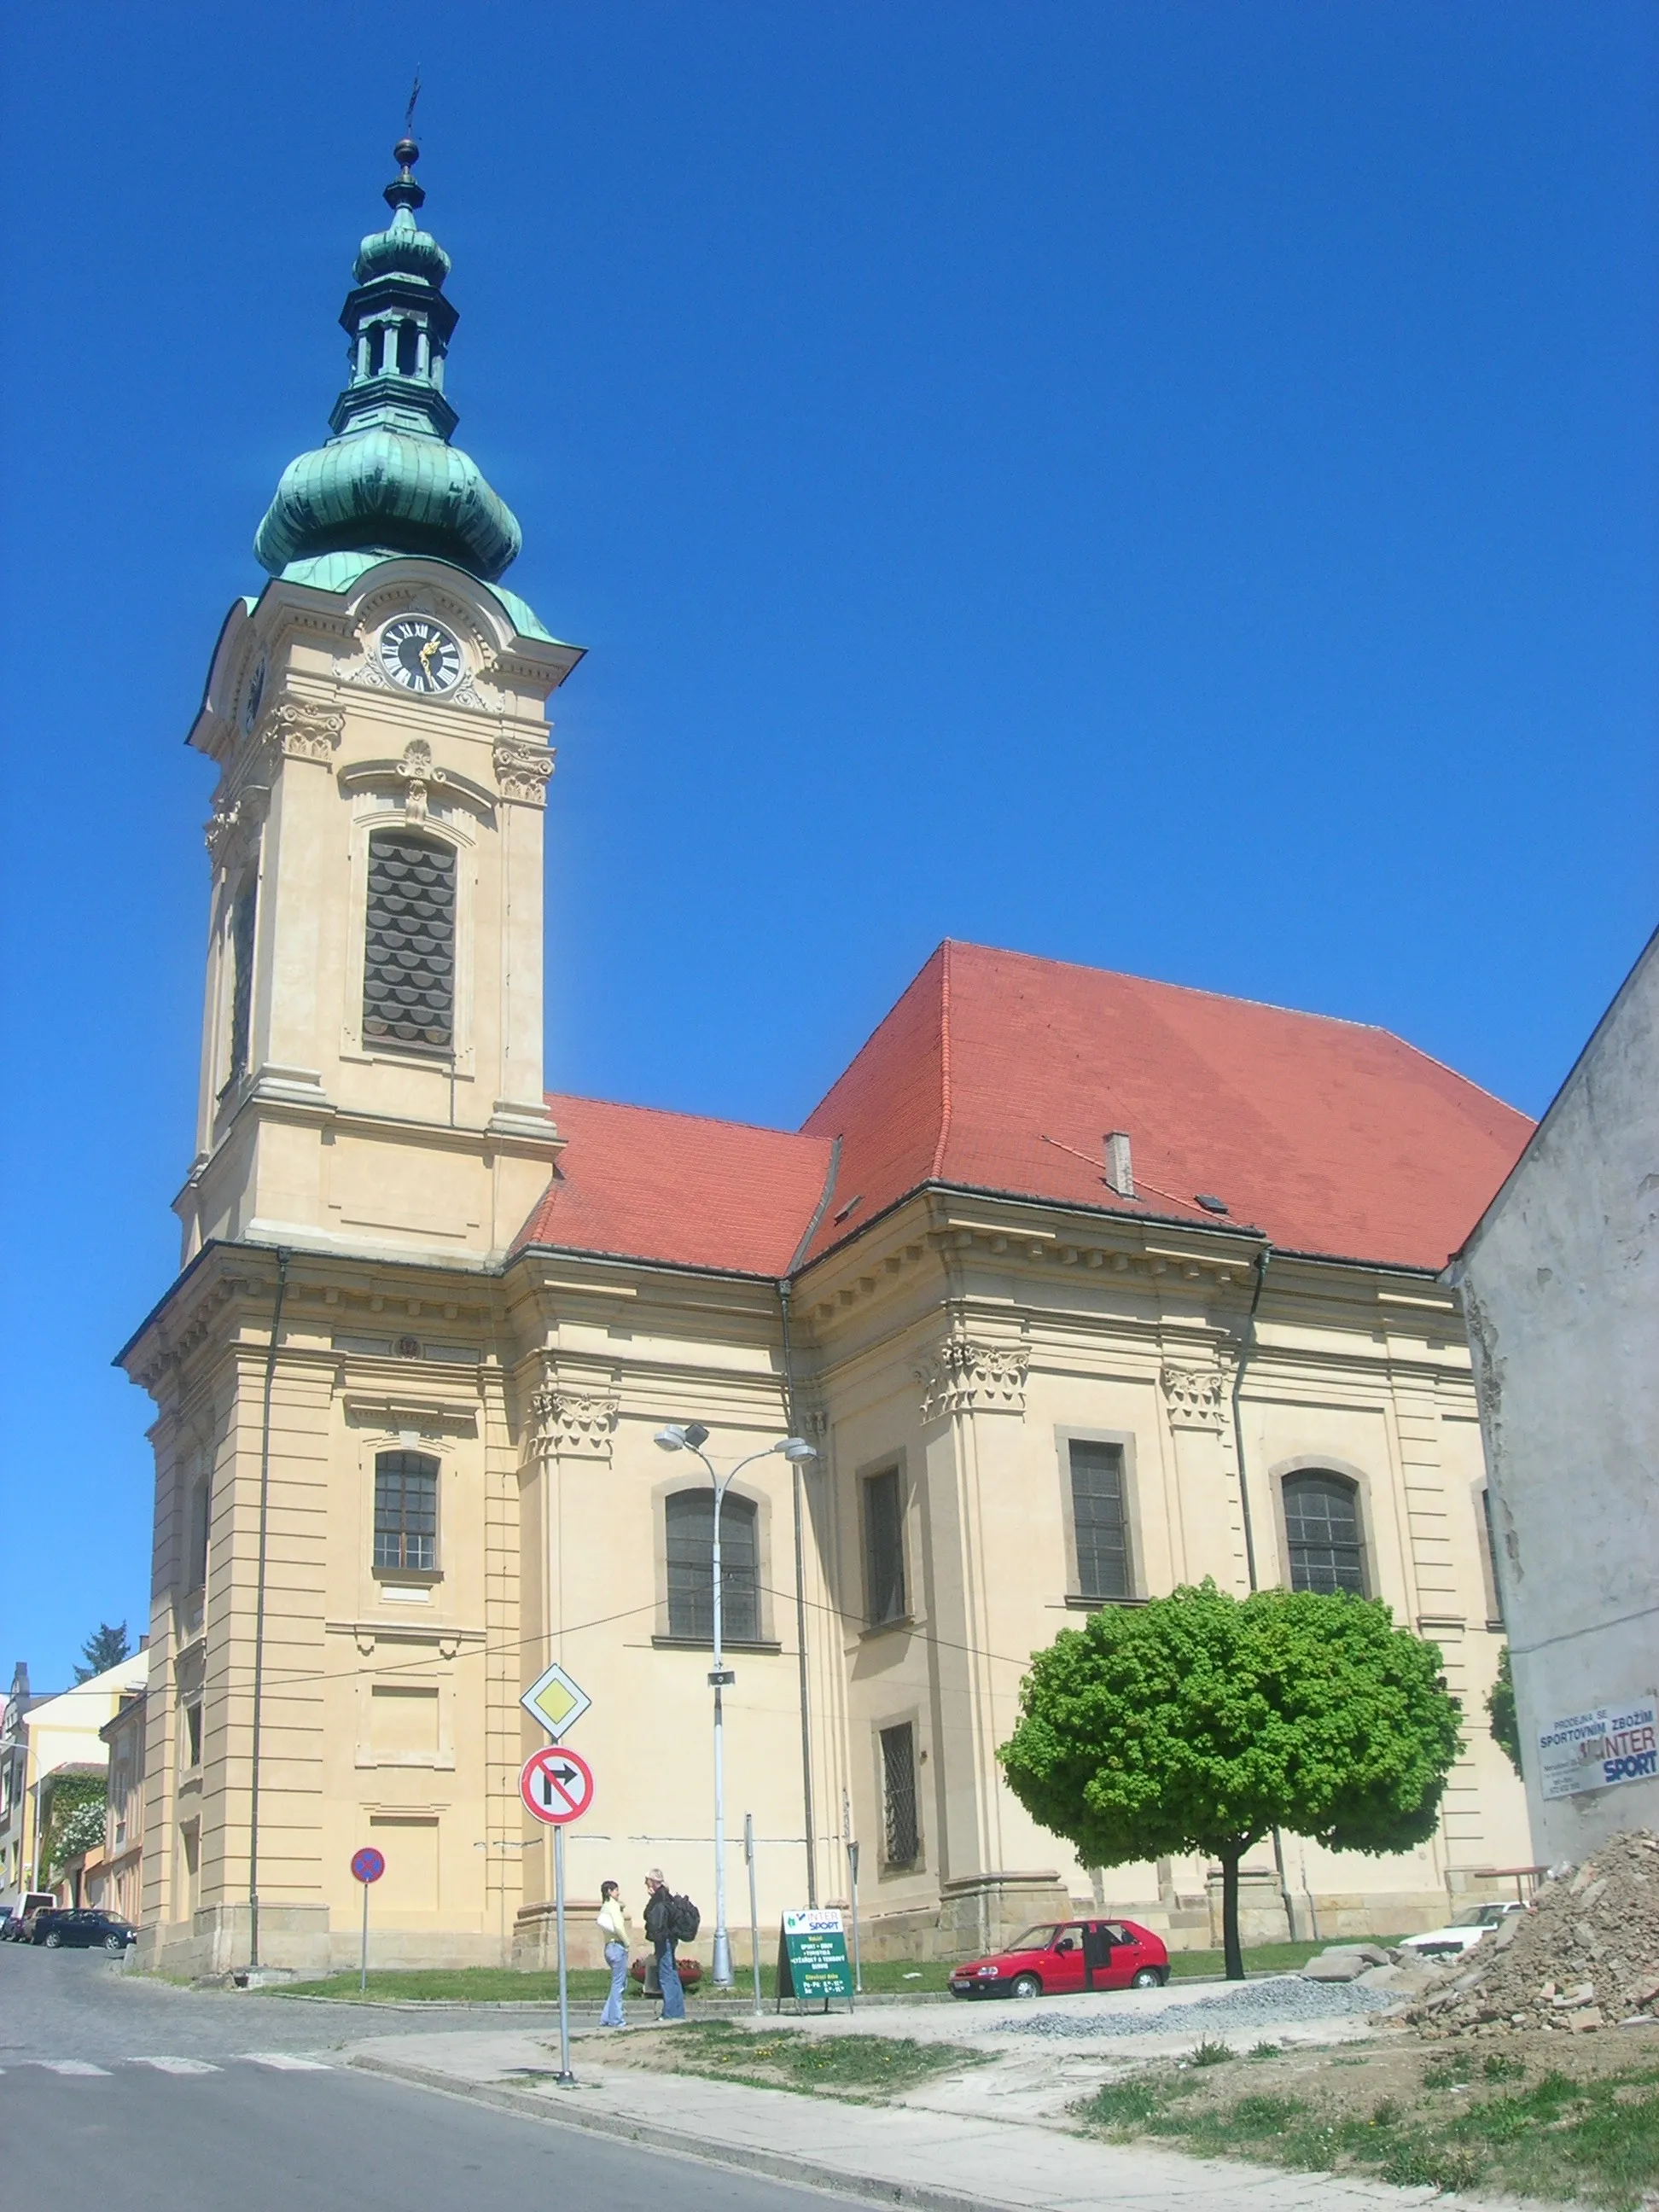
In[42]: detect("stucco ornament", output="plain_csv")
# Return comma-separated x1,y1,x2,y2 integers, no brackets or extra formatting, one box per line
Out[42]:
204,783,269,866
268,699,346,763
1160,1362,1234,1429
915,1335,1030,1422
493,738,554,805
397,736,446,823
530,1382,620,1459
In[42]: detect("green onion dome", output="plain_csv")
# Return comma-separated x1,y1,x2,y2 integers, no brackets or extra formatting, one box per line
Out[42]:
253,136,522,585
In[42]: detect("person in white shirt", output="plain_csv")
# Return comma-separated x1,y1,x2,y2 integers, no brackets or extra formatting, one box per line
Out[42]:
597,1879,631,2027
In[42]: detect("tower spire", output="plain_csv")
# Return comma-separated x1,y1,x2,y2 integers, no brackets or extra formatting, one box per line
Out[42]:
253,129,522,584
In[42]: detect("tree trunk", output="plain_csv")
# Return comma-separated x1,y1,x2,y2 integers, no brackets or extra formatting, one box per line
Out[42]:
1220,1845,1245,1980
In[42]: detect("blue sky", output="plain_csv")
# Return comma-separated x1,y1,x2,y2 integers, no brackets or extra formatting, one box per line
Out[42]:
1,2,1653,1686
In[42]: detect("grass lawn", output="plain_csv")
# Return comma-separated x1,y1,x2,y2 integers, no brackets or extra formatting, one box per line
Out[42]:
602,2018,986,2101
1167,1937,1400,1980
1080,2032,1659,2208
276,1957,960,2003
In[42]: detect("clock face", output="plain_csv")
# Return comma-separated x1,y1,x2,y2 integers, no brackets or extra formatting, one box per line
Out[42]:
379,617,465,696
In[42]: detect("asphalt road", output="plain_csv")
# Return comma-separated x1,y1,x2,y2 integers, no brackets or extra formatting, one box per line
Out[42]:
0,1945,859,2212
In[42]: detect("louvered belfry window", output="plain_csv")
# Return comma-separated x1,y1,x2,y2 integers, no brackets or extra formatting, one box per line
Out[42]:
363,831,456,1052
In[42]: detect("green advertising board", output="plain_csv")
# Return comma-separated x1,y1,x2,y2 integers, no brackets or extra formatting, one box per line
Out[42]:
776,1908,854,2004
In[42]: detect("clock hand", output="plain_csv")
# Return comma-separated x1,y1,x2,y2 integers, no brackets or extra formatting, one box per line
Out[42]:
419,635,443,670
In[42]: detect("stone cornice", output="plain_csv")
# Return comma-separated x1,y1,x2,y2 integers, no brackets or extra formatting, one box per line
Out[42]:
914,1332,1031,1422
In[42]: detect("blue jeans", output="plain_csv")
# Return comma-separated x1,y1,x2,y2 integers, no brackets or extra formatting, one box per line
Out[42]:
657,1941,685,2019
600,1941,627,2026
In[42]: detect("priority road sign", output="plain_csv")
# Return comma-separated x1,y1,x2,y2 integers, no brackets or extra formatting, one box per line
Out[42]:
520,1745,595,1825
520,1659,592,1742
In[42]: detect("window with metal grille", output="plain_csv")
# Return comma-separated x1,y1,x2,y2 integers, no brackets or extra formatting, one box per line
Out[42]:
881,1723,919,1866
374,1451,439,1572
225,876,257,1086
863,1468,906,1627
665,1490,759,1643
1284,1472,1365,1595
363,831,457,1053
1068,1441,1130,1600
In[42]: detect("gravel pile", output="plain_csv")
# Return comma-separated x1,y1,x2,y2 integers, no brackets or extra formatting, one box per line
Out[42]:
1004,1974,1382,2040
1404,1828,1659,2041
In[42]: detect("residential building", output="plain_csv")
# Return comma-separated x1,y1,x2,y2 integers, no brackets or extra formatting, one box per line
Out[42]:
1447,927,1658,1861
17,1655,148,1902
1,1664,55,1908
119,136,1534,1977
81,1689,148,1925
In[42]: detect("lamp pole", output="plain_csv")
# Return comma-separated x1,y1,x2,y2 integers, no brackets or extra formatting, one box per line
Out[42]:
655,1423,817,1989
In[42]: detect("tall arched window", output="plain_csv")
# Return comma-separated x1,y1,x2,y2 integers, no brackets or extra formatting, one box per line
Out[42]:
665,1490,759,1643
1283,1471,1365,1595
224,873,257,1091
363,831,456,1054
375,1450,439,1572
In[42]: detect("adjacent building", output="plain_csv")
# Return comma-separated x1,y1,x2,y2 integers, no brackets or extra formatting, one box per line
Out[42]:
1448,928,1658,1862
9,1655,148,1906
1,1664,54,1910
119,137,1534,1977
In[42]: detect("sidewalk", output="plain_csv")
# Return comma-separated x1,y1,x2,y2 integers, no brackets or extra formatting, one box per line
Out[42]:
346,2023,1507,2212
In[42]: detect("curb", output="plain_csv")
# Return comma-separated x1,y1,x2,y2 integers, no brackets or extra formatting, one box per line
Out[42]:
348,2052,1046,2212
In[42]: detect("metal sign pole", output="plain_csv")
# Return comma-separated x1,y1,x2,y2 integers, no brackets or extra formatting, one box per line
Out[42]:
847,1839,863,2000
745,1812,761,2016
360,1877,370,1994
554,1824,574,2085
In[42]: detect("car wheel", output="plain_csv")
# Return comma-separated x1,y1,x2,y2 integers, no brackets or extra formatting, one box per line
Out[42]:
1010,1972,1042,1999
1131,1966,1164,1988
44,1931,62,1949
104,1935,125,1956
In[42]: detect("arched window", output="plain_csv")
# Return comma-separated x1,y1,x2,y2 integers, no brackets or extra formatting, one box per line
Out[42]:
363,831,456,1054
665,1490,759,1644
224,873,257,1090
375,1450,439,1572
1283,1471,1365,1595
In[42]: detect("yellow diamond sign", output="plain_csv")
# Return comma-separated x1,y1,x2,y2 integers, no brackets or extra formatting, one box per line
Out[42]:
521,1660,591,1742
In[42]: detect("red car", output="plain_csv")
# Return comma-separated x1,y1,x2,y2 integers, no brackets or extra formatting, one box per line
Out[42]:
950,1917,1169,1999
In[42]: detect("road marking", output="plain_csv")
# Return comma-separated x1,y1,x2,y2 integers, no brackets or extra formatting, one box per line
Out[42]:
35,2060,113,2076
238,2052,333,2070
130,2056,221,2075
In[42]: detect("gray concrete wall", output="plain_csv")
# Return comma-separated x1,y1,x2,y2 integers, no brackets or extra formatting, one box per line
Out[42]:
1453,931,1658,1864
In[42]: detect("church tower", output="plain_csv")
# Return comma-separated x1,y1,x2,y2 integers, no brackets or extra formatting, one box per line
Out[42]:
181,134,580,1269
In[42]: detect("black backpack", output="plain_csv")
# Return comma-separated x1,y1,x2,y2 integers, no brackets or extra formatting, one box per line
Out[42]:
670,1892,701,1942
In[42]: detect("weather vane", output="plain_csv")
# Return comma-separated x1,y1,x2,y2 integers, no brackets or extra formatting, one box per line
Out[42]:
404,72,422,139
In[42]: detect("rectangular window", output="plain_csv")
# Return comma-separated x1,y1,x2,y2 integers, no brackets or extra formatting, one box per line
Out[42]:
1284,1473,1366,1595
880,1723,919,1866
224,877,257,1091
363,831,457,1054
863,1469,906,1627
187,1476,211,1593
1480,1488,1505,1626
665,1492,760,1643
183,1702,202,1770
1068,1441,1130,1601
370,1684,440,1761
375,1451,439,1572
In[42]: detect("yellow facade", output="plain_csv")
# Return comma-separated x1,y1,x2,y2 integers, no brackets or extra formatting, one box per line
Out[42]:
119,553,1528,1973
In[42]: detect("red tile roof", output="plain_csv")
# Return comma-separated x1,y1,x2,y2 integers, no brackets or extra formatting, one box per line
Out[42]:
518,941,1533,1278
518,1094,832,1277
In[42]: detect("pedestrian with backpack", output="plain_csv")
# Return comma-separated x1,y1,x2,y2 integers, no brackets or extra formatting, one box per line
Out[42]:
643,1867,696,2021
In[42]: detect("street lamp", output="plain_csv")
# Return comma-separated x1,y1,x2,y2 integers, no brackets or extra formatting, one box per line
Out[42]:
654,1421,818,1986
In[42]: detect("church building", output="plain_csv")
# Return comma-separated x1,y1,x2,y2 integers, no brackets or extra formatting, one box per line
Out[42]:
121,139,1534,1976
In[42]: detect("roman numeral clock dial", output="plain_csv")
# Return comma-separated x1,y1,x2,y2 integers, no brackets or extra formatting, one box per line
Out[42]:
379,617,464,696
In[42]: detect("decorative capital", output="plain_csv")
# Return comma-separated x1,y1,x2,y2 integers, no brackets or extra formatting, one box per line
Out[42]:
914,1335,1029,1422
530,1384,620,1460
204,783,268,865
494,737,555,806
270,699,344,763
1160,1362,1233,1429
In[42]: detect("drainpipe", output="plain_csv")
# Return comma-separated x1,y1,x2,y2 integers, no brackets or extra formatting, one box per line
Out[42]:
1230,1244,1301,1942
777,1280,818,1907
247,1248,290,1971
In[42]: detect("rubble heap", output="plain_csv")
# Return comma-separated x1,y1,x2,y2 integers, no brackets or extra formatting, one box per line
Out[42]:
1406,1829,1659,2040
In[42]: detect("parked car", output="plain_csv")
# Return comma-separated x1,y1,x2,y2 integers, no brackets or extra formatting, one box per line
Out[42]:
1,1891,56,1941
950,1918,1169,1998
1398,1901,1529,1959
29,1909,137,1954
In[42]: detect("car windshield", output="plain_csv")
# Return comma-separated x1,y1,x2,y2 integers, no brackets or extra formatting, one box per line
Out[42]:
1007,1925,1060,1953
1450,1906,1501,1928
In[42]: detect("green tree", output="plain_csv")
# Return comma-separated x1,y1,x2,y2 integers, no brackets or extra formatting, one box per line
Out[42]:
999,1581,1463,1979
73,1621,131,1684
1487,1645,1522,1779
49,1795,108,1871
37,1773,108,1886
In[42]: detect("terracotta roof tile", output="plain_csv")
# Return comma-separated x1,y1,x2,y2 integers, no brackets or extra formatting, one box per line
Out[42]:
518,941,1532,1280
